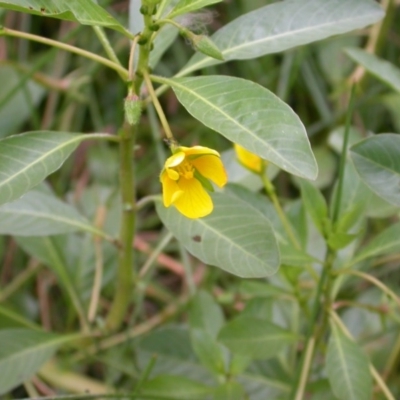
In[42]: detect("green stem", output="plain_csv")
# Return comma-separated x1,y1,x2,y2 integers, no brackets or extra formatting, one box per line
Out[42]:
155,0,170,18
157,18,183,30
0,27,129,79
294,337,315,400
104,0,160,331
92,26,125,80
74,294,189,361
383,329,400,381
290,249,335,399
145,72,175,140
261,174,300,249
105,123,136,331
0,261,42,302
134,5,157,94
332,84,356,223
139,231,174,278
335,269,400,309
291,85,357,397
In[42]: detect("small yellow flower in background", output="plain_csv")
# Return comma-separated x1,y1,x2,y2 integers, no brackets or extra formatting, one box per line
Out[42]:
160,146,228,219
234,143,266,174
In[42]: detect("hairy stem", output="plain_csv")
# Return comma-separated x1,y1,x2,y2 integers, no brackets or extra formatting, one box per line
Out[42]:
105,123,136,331
145,72,174,140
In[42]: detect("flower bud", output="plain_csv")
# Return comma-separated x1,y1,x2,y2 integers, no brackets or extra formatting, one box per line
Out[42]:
234,143,266,174
180,29,224,61
143,0,161,6
191,34,224,61
124,94,142,125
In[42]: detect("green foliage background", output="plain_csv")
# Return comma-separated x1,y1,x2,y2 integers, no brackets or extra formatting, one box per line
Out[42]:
0,0,399,399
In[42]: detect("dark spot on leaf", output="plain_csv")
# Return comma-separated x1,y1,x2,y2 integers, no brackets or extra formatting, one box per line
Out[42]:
28,6,33,9
192,235,202,242
40,7,46,13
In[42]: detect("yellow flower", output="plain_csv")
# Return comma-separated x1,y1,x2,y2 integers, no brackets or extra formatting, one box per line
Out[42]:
234,143,265,174
160,146,227,219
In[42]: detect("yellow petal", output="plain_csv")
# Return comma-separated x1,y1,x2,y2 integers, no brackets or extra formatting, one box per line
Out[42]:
161,171,183,207
165,151,185,168
174,177,213,218
181,145,220,158
234,143,263,174
191,155,228,187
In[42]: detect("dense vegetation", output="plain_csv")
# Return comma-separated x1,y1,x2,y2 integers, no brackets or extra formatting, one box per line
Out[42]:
0,0,399,399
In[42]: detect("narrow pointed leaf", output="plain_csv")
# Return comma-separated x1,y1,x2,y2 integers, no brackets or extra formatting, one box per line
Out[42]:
0,329,74,395
169,0,222,18
345,48,400,93
156,192,280,278
218,316,296,359
181,0,384,75
190,330,226,375
326,326,372,400
350,134,400,206
300,179,328,235
352,222,400,265
140,375,213,400
158,75,317,179
0,0,130,36
16,236,87,326
0,131,85,205
0,190,104,236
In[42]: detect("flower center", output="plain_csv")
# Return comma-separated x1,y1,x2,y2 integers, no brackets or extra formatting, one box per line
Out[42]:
175,160,194,179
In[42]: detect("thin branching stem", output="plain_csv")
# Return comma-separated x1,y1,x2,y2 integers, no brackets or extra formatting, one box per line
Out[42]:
0,27,129,79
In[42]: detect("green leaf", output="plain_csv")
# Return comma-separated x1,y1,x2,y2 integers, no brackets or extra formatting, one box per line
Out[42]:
0,65,45,138
169,0,222,18
0,329,72,395
156,192,280,278
213,381,246,400
326,326,372,400
0,190,104,236
350,134,400,206
159,75,317,179
181,0,384,75
139,375,213,400
0,131,85,206
190,330,226,375
300,179,328,235
137,326,214,383
327,232,357,250
218,316,296,359
345,48,400,93
0,0,130,36
242,298,274,321
352,222,400,265
189,291,225,337
336,159,396,219
224,184,281,234
188,291,227,375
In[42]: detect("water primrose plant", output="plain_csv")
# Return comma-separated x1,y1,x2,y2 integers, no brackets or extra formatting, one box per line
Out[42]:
1,0,400,399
